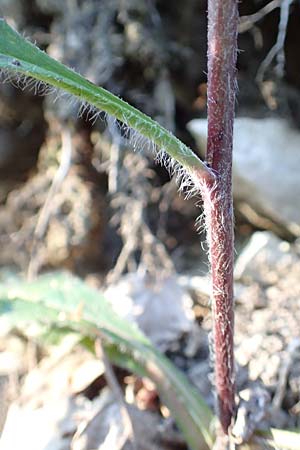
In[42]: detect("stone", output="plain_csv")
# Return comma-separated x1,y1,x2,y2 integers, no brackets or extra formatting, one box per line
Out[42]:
104,272,195,351
234,231,297,283
188,117,300,236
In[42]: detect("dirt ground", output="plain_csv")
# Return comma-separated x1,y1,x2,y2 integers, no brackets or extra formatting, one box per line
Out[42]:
0,1,300,449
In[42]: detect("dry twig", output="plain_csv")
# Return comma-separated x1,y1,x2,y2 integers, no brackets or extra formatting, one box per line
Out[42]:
239,0,282,33
27,127,73,279
272,338,300,410
95,338,137,450
256,0,294,84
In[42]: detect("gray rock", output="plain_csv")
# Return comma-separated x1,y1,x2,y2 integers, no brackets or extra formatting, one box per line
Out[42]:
234,231,297,283
104,272,194,351
188,117,300,236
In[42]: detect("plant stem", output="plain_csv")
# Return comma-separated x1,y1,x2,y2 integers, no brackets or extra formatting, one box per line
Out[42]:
205,0,238,434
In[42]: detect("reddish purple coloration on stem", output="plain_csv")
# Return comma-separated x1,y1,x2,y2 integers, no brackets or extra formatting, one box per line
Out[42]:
205,0,238,434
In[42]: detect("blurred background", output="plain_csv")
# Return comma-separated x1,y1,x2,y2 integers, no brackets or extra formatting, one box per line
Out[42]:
0,1,300,449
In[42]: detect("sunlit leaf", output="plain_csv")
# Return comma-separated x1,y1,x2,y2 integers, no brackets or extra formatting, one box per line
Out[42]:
0,272,214,450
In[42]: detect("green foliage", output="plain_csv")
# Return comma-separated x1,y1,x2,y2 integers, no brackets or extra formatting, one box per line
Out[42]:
0,18,299,450
0,18,214,449
1,272,300,449
0,271,214,450
0,19,210,180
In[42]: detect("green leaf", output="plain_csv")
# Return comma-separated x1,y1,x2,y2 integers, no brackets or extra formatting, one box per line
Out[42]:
0,272,214,450
257,428,300,450
0,19,211,181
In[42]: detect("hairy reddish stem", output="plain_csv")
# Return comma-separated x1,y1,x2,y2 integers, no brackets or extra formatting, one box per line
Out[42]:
205,0,238,434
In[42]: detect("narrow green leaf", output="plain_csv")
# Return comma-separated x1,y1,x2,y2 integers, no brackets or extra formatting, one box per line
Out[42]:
256,428,300,450
0,272,214,450
0,19,211,182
